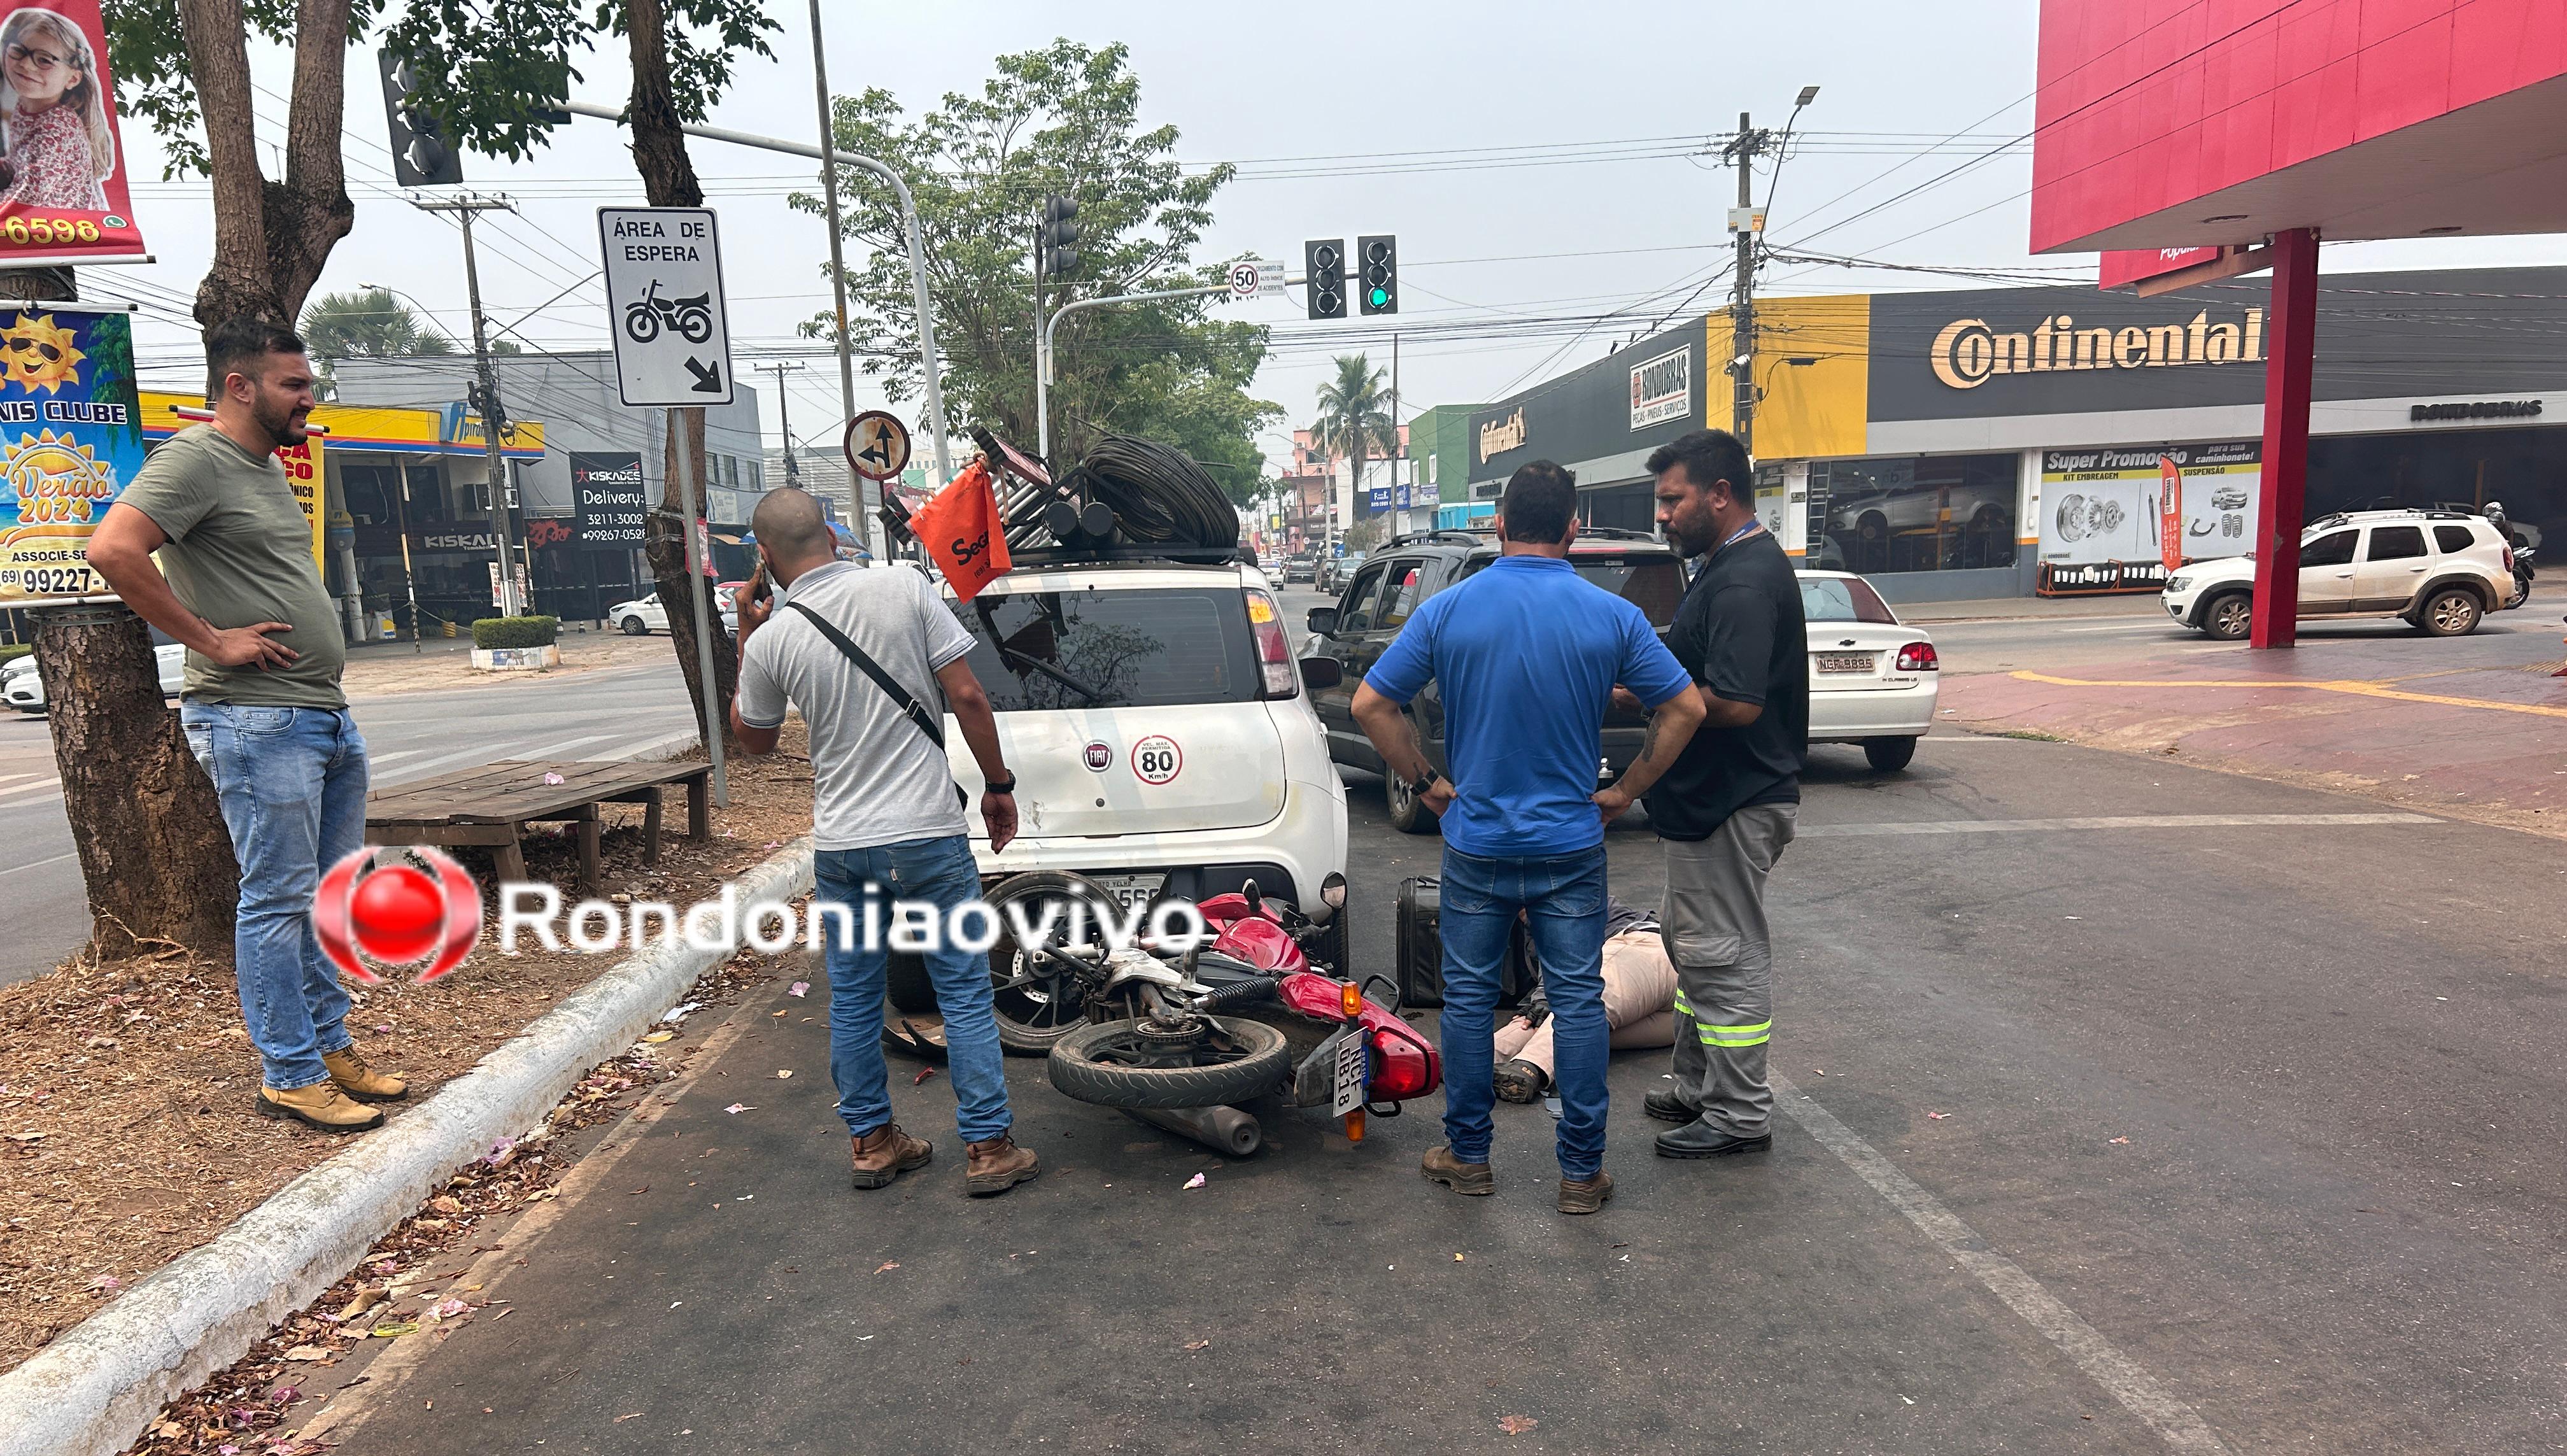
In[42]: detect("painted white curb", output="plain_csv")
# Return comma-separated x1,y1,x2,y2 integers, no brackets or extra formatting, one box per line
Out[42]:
0,840,816,1456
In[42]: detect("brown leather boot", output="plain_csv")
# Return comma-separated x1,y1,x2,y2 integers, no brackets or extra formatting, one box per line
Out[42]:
1558,1170,1615,1215
322,1047,408,1102
1420,1143,1495,1196
255,1082,385,1133
963,1133,1040,1197
851,1124,933,1190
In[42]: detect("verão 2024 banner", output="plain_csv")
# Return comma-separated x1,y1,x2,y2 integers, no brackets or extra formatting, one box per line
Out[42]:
0,0,146,264
0,306,141,601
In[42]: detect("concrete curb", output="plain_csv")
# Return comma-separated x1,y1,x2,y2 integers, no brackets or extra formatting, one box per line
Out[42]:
0,839,816,1456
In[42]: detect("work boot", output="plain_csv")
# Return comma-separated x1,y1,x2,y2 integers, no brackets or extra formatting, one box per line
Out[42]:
1493,1059,1549,1104
1654,1119,1772,1159
1557,1170,1615,1215
1420,1143,1494,1196
255,1082,385,1133
963,1133,1040,1198
322,1046,408,1103
1642,1089,1698,1124
851,1124,933,1190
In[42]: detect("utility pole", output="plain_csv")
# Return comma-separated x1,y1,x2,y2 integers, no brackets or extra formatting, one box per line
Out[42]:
1727,112,1765,458
760,360,806,488
415,195,526,614
1390,332,1403,532
1721,87,1818,460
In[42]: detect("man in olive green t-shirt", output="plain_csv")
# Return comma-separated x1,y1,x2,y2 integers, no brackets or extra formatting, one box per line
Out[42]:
88,319,405,1133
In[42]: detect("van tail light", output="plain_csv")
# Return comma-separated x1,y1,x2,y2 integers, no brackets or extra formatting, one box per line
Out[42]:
1247,589,1296,698
1895,642,1939,672
2503,545,2515,573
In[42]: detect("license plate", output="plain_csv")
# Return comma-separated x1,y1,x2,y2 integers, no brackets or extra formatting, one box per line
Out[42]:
1331,1031,1368,1117
1088,873,1165,913
1816,652,1876,675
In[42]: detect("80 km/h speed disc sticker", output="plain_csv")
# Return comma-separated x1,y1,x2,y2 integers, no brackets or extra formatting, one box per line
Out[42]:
1131,735,1182,785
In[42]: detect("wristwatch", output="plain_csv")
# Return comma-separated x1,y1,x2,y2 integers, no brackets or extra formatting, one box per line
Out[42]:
986,771,1017,795
1407,768,1440,796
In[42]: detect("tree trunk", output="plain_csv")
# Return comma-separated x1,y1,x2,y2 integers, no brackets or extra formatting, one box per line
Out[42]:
38,607,237,956
645,407,737,751
177,0,355,326
626,0,733,751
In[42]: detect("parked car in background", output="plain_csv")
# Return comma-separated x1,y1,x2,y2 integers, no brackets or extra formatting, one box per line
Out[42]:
5,638,186,714
2163,509,2515,640
1303,527,1684,832
1797,570,1939,772
609,593,669,635
1284,556,1317,584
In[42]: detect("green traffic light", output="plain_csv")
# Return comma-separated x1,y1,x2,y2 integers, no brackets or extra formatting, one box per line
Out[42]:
1369,288,1389,307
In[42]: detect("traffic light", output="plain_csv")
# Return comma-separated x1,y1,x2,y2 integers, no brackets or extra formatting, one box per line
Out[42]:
1357,234,1397,315
1305,238,1345,320
1038,194,1080,280
377,51,462,187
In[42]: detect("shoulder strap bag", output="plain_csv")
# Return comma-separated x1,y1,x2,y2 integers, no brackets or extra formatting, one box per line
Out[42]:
784,600,967,807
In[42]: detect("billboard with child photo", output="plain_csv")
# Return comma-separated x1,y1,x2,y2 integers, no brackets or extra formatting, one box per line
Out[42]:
0,1,144,264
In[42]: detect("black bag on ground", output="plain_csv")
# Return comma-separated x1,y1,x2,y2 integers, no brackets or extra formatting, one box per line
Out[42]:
1394,876,1535,1012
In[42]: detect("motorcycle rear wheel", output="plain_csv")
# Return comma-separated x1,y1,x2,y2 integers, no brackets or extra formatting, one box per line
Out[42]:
985,871,1117,1054
1047,1018,1291,1109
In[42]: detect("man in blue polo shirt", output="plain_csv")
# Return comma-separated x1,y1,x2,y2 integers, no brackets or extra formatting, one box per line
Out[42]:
1354,461,1704,1214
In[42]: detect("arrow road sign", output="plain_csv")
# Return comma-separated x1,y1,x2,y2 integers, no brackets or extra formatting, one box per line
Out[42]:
598,206,736,407
844,410,912,482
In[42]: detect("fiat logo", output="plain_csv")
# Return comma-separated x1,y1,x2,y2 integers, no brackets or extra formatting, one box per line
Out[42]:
1083,742,1112,772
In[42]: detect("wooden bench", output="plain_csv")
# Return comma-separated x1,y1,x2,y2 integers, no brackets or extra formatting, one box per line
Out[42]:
366,759,714,892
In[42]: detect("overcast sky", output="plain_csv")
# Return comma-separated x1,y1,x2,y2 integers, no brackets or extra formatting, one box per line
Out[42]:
107,0,2566,474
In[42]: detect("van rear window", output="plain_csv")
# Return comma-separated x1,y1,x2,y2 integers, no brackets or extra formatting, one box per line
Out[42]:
954,586,1258,711
1459,553,1688,627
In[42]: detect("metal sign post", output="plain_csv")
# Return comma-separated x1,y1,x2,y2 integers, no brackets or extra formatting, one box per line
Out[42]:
598,205,735,803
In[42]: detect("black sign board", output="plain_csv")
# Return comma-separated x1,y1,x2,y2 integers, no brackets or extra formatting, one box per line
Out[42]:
572,451,648,548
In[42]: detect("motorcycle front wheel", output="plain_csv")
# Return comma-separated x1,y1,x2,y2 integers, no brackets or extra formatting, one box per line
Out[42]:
984,871,1117,1054
624,306,660,343
1047,1018,1291,1109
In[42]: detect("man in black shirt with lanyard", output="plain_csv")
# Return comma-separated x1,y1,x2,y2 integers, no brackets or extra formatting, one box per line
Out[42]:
1633,429,1807,1158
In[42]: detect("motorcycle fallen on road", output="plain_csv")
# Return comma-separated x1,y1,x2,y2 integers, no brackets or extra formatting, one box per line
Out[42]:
987,872,1439,1156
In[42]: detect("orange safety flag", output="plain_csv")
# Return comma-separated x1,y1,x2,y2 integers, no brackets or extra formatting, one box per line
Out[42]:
912,459,1013,601
2158,456,2184,573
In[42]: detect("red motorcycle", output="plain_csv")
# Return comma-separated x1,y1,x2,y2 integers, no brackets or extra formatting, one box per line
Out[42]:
1007,874,1440,1155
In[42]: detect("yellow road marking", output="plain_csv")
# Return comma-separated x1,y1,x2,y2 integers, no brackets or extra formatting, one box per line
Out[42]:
2009,670,2567,720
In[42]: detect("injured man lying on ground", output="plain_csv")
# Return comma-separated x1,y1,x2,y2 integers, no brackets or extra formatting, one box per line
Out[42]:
1492,896,1680,1103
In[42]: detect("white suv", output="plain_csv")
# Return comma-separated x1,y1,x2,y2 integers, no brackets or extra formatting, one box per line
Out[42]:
2163,510,2515,640
926,557,1349,1045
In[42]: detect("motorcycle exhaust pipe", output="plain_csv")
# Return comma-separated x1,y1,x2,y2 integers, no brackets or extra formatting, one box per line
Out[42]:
1124,1104,1261,1158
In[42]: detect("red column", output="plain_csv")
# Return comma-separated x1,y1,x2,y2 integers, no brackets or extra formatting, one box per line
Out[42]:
2251,227,2320,649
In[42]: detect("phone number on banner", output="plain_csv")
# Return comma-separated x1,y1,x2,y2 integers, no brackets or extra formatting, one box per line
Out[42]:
0,564,99,595
0,216,110,248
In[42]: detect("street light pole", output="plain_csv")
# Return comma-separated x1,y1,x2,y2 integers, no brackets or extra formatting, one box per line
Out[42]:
1038,280,1240,459
803,3,872,550
1723,87,1817,459
760,359,806,487
560,101,951,502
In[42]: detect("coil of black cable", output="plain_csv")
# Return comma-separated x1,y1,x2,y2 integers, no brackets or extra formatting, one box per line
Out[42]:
1076,434,1240,548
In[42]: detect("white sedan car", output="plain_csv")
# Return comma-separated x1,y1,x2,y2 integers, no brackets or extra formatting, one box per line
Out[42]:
608,593,669,635
1797,570,1939,772
4,642,187,714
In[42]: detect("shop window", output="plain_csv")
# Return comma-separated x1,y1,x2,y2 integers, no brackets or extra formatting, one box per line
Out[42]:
1813,453,2018,575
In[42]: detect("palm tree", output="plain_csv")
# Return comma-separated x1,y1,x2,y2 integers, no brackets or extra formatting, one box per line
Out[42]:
299,288,456,397
1308,354,1396,554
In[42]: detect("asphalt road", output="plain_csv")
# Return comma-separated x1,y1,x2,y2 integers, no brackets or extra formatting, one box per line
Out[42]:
0,661,698,986
308,732,2565,1454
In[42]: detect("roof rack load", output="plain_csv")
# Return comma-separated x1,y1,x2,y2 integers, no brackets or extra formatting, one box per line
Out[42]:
879,425,1248,570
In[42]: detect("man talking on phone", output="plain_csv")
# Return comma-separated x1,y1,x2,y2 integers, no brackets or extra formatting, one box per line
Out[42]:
727,487,1038,1198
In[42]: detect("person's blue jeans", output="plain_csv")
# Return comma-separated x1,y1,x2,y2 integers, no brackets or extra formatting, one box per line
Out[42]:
812,835,1012,1144
1438,844,1610,1178
180,702,370,1091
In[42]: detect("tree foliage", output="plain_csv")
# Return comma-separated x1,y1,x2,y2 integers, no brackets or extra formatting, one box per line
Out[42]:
793,39,1278,503
302,288,456,358
103,0,388,180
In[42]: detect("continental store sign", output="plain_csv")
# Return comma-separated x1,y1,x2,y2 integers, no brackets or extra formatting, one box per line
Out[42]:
1930,306,2265,390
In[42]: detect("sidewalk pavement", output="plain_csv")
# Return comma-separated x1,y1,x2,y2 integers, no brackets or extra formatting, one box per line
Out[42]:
1897,592,2165,623
1942,633,2567,838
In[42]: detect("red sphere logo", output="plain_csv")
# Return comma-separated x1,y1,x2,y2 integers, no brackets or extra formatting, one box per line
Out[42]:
314,846,483,984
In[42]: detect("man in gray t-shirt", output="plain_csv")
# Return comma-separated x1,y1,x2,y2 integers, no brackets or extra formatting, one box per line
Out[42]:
730,486,1038,1198
88,319,399,1134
